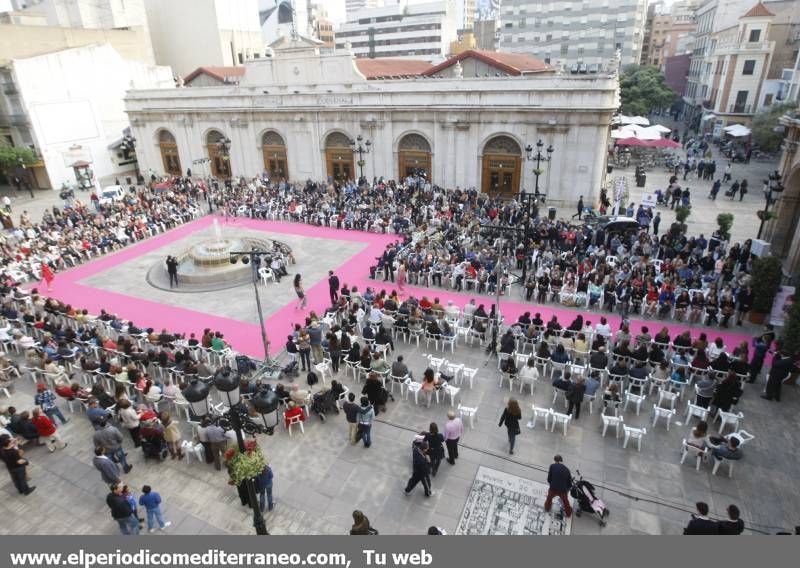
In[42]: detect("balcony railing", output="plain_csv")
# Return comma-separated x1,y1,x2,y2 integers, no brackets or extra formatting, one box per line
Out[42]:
728,103,753,114
0,112,29,126
2,85,18,95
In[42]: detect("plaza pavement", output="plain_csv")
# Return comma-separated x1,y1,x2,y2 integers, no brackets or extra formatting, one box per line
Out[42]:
1,142,795,536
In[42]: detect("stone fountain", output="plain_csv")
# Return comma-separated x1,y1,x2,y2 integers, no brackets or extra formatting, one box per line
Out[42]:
146,219,290,292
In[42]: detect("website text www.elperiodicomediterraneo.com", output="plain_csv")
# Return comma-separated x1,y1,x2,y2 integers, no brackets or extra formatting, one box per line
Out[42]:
8,548,435,568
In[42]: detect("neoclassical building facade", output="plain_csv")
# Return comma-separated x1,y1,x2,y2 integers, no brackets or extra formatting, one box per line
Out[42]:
764,113,800,276
125,37,619,205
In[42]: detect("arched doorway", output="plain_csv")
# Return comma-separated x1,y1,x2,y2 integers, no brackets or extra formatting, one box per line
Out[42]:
261,131,288,180
481,135,522,197
325,132,354,182
398,133,432,181
158,130,181,175
206,129,231,178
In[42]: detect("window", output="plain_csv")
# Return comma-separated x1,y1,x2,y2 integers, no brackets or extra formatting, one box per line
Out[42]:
561,43,568,55
546,34,552,41
742,60,756,75
505,22,512,28
748,29,761,42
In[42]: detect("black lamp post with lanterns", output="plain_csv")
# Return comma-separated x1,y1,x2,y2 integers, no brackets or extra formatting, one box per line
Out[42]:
757,170,785,240
229,249,273,363
182,370,279,536
519,140,554,282
121,132,138,177
350,134,371,179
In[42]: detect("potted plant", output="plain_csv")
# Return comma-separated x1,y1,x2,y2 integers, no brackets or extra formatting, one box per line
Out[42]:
532,168,544,176
674,205,691,233
716,213,734,240
357,160,366,168
757,210,777,221
779,300,800,386
749,255,783,324
224,439,266,487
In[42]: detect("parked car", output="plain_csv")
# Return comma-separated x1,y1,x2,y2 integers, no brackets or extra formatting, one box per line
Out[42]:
96,185,125,205
587,215,641,244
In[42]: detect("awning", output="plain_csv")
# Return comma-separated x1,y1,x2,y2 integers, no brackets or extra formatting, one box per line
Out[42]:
701,113,717,122
723,124,751,137
612,115,651,126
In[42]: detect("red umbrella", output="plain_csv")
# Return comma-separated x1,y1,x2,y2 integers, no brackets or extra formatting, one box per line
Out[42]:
615,137,650,147
645,138,681,149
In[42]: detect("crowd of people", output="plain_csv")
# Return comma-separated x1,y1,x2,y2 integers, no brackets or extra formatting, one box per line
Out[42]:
0,157,790,535
0,184,201,286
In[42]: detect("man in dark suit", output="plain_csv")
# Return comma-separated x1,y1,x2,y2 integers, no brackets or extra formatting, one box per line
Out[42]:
544,455,573,517
717,504,744,535
684,502,719,534
328,271,339,305
166,256,179,288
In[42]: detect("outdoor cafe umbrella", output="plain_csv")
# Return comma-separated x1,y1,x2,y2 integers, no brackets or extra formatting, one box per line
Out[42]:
645,138,681,149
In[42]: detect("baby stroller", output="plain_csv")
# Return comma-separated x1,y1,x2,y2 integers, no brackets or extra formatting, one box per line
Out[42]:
570,470,609,526
309,389,339,422
139,420,168,461
281,360,299,380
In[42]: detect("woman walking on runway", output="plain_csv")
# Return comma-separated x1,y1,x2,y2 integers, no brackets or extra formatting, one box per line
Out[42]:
397,261,407,294
293,274,307,310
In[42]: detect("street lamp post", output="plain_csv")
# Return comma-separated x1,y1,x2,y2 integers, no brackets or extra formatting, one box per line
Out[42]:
758,170,785,240
229,249,273,364
524,139,554,200
183,373,279,536
350,134,371,179
520,140,554,282
216,137,232,178
121,133,138,177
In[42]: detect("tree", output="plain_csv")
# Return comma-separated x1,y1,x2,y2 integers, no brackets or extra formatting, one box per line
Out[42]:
619,65,677,116
716,213,734,240
750,256,783,314
0,144,36,175
779,300,800,358
751,102,796,152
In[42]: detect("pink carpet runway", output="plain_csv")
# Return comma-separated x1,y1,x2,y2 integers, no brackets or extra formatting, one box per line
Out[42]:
38,217,756,359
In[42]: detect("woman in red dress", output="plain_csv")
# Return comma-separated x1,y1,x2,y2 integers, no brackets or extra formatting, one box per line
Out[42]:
41,262,54,291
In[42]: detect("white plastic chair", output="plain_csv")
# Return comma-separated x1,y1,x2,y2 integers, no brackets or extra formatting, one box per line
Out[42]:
601,414,624,438
622,425,646,451
623,389,645,415
457,404,478,429
715,410,744,434
711,456,736,477
680,439,708,470
258,267,275,285
499,371,516,391
444,362,464,384
460,367,477,389
685,402,709,423
651,405,676,431
403,379,423,405
550,411,572,435
657,388,679,411
528,405,552,430
442,384,460,407
314,361,332,385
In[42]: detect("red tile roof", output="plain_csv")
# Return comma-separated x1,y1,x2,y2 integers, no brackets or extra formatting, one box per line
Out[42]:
184,66,246,84
354,58,432,79
423,49,553,77
742,2,775,17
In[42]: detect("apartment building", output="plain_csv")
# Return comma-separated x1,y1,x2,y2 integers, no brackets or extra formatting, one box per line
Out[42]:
497,0,648,71
335,1,458,60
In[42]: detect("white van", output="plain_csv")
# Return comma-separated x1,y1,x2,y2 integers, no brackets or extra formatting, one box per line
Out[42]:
97,185,125,205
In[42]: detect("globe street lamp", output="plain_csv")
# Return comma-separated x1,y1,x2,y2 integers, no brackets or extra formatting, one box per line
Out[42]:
182,373,279,536
350,134,371,180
